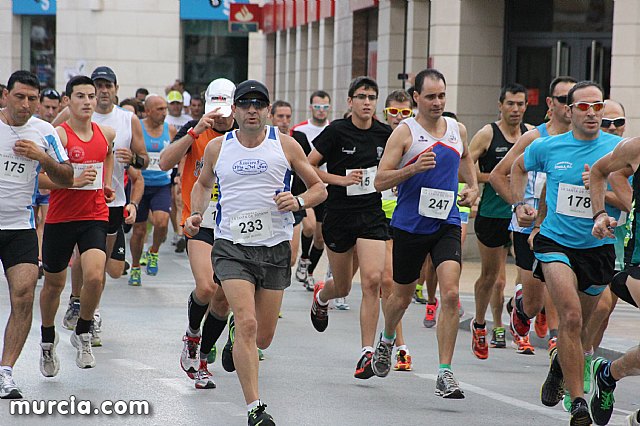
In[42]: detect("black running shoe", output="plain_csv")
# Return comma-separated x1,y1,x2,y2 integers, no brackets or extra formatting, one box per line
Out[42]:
590,357,616,426
222,313,236,373
541,347,564,407
354,351,374,380
570,397,592,426
175,236,187,253
248,403,275,426
310,282,328,332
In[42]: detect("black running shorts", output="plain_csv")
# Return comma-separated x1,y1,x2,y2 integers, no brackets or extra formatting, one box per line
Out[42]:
0,229,38,272
42,220,108,273
322,208,389,253
474,214,511,248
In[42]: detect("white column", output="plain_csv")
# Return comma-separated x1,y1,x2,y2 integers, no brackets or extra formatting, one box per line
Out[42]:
376,0,407,110
332,2,353,119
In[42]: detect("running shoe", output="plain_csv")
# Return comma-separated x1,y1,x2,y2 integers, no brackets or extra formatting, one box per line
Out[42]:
295,257,311,282
304,275,316,292
207,345,217,365
562,393,571,412
222,314,236,372
393,350,412,371
413,284,427,304
458,299,465,318
534,310,548,338
354,351,374,380
194,360,216,390
70,332,95,369
90,314,102,347
490,327,506,348
122,260,130,276
39,333,60,378
171,233,181,246
128,267,142,286
310,282,328,332
146,252,159,276
258,348,265,361
248,404,275,426
570,397,592,426
175,236,187,253
470,319,488,360
626,409,640,426
372,333,394,378
548,336,557,352
541,347,564,407
510,284,531,338
334,297,350,310
512,334,535,355
423,298,438,328
0,370,22,399
435,369,465,399
63,297,80,330
590,357,616,426
139,250,149,266
180,332,201,375
584,353,593,394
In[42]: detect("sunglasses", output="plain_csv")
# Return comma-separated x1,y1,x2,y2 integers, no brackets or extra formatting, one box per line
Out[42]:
352,94,378,101
570,101,605,112
384,107,413,118
311,104,330,111
601,117,626,128
552,95,568,104
235,98,269,110
42,88,60,100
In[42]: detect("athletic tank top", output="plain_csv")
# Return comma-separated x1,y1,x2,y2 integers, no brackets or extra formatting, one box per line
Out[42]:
141,121,171,187
214,126,294,246
624,167,640,266
391,117,463,235
181,128,224,229
47,122,109,223
93,106,132,207
478,122,528,218
510,123,548,233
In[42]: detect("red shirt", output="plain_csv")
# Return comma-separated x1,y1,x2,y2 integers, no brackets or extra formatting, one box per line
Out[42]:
47,122,109,223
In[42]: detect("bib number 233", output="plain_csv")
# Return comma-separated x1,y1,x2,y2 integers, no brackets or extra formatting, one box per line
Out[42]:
230,209,273,244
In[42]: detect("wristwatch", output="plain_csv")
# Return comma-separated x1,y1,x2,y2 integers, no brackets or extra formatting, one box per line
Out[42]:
296,196,305,210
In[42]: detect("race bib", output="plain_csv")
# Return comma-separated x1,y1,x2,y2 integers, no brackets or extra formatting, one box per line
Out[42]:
381,188,397,201
533,172,546,199
0,153,37,184
201,189,219,229
230,208,273,244
556,183,591,218
346,166,377,196
419,188,455,220
147,152,162,171
72,162,104,190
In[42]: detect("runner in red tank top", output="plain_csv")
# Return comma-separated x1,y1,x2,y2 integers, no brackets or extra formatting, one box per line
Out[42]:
38,75,115,374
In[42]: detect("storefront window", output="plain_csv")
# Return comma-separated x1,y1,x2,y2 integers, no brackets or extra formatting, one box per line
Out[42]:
183,20,249,97
21,15,56,88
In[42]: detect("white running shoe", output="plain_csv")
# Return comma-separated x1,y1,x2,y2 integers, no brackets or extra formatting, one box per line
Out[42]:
194,360,216,389
91,312,102,347
180,332,201,376
71,332,95,369
295,258,311,282
334,297,350,310
62,297,80,330
0,370,22,399
40,333,60,377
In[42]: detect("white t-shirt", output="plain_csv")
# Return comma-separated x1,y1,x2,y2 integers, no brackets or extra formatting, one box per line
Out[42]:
291,120,329,145
182,90,191,107
0,116,68,229
165,114,192,134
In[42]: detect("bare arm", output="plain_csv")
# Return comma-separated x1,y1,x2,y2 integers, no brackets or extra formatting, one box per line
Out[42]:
128,115,148,169
468,124,493,183
99,125,116,202
373,125,424,191
511,154,537,226
307,149,363,187
278,134,327,210
12,133,74,188
184,137,222,236
51,106,70,127
124,166,144,224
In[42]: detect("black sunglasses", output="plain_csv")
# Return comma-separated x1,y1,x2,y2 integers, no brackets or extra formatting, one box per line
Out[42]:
552,95,568,104
235,98,269,110
42,88,60,100
601,117,625,128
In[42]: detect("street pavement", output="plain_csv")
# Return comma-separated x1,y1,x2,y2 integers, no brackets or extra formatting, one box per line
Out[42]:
0,235,639,425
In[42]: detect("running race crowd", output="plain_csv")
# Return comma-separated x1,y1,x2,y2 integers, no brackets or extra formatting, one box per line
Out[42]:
0,66,639,426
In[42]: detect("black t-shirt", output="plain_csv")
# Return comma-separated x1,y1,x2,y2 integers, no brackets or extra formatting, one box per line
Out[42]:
291,130,312,196
314,117,392,212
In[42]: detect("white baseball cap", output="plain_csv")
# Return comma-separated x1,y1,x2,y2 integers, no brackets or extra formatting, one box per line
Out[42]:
204,78,236,117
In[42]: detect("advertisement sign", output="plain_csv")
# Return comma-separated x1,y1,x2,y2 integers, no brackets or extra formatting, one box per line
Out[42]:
13,0,56,15
180,0,249,21
229,3,261,32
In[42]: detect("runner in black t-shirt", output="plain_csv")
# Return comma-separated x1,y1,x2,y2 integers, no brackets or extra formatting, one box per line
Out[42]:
308,76,391,380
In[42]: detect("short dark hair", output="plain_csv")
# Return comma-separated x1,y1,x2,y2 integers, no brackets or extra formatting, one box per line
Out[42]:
65,75,95,97
7,70,40,92
414,69,446,94
40,88,61,102
348,76,378,98
270,100,292,115
442,111,458,121
406,86,417,108
135,88,149,97
119,97,144,115
310,90,330,104
567,80,604,105
499,83,528,103
385,90,411,108
190,94,202,102
549,76,577,97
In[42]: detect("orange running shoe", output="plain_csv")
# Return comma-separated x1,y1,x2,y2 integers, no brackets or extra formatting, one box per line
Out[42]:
393,349,412,371
513,334,535,355
470,319,488,360
534,310,548,338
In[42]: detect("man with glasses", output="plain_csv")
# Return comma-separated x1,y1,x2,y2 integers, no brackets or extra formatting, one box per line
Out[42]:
308,76,392,379
292,90,331,293
490,76,576,357
468,83,533,358
37,89,61,124
185,79,326,426
510,81,625,424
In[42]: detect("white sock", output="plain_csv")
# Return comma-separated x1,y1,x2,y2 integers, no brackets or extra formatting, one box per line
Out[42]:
396,345,408,353
316,291,328,306
247,400,260,412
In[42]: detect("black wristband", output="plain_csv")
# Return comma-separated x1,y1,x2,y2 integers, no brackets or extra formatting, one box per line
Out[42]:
131,153,145,169
129,202,139,211
592,209,607,221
